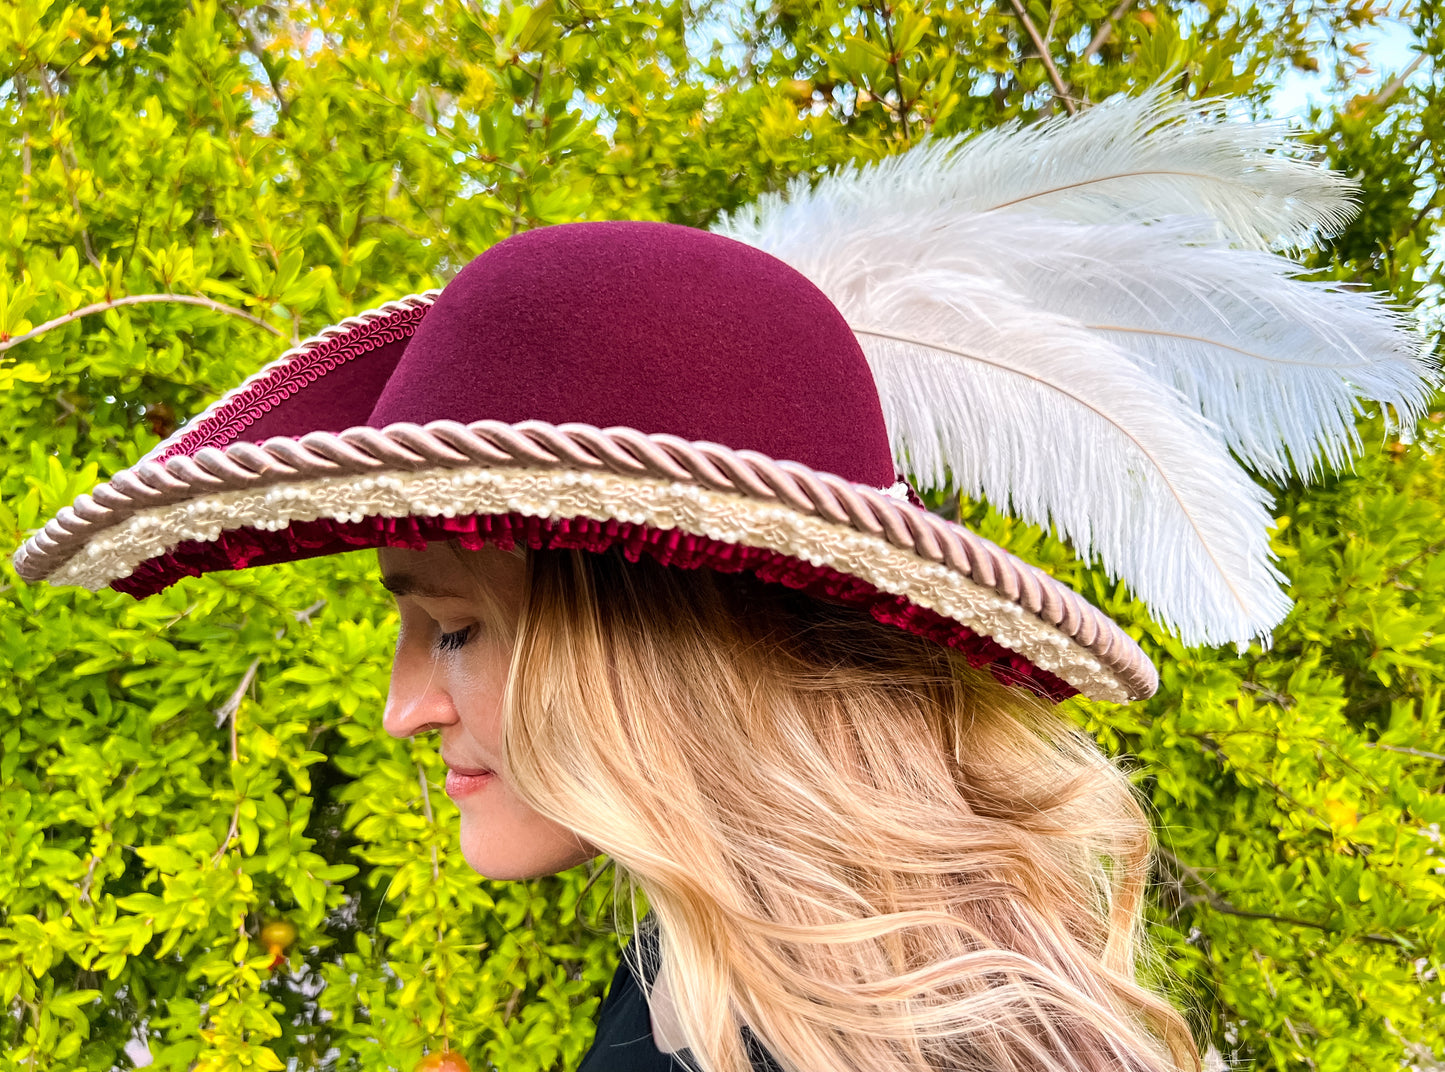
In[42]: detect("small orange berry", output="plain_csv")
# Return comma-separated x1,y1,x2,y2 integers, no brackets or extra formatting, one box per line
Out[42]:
260,919,298,969
414,1053,472,1072
260,920,298,949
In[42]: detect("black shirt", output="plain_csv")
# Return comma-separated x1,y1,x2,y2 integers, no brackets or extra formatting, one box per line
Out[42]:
577,924,782,1072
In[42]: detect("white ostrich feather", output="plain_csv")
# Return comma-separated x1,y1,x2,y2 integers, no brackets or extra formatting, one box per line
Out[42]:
983,217,1433,478
712,90,1437,647
853,270,1290,645
724,85,1356,252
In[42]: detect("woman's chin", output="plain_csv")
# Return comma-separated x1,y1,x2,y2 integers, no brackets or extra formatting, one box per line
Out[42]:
459,848,535,881
457,816,529,880
456,810,597,881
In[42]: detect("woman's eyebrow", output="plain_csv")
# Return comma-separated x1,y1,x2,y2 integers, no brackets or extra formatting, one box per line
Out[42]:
379,573,467,599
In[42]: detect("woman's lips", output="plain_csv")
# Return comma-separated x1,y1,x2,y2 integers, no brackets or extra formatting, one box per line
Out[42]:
444,766,495,799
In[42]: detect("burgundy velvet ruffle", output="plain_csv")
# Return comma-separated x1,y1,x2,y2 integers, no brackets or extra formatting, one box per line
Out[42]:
114,512,1075,701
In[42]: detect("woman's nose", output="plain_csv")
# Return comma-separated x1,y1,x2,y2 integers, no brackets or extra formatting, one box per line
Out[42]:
383,662,460,739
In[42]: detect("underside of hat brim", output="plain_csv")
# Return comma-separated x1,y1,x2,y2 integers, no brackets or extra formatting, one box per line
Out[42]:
12,420,1157,704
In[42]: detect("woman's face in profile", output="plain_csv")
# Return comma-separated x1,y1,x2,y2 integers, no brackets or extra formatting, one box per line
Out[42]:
377,544,596,880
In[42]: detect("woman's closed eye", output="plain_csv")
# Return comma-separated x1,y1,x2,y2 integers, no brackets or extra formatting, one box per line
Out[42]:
435,626,474,653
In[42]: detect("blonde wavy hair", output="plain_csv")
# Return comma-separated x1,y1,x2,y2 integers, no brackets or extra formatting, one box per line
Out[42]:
490,544,1200,1072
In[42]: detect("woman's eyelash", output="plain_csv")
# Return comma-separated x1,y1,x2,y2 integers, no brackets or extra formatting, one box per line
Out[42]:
435,626,472,652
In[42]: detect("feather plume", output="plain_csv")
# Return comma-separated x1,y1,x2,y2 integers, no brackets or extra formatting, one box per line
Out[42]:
853,270,1291,645
713,89,1437,647
982,217,1433,478
744,86,1357,252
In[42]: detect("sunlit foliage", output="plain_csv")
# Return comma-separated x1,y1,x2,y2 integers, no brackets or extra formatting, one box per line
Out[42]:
1,0,1442,1068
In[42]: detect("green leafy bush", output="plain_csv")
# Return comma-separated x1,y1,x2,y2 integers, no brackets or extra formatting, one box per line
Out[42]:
2,1,1442,1068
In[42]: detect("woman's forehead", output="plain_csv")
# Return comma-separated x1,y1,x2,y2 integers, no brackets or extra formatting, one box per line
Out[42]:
376,544,524,601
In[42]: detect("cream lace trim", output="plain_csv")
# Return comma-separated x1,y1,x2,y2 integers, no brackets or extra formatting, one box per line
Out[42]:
50,467,1129,702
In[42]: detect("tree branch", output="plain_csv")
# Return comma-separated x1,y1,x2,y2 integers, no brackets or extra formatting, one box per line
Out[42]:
210,657,259,865
77,854,101,904
1156,847,1407,947
212,803,243,866
0,293,284,354
876,2,912,141
1188,729,1334,826
416,760,442,883
1236,680,1294,708
1368,53,1426,111
414,758,450,1046
229,5,291,117
1082,0,1136,63
214,656,262,761
36,64,101,270
16,74,31,208
1362,741,1445,763
1185,724,1382,792
1005,0,1076,115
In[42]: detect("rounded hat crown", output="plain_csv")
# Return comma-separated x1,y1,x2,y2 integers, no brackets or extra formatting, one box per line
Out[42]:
368,221,897,487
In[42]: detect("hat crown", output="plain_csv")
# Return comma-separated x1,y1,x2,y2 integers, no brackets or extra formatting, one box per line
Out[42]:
367,221,896,487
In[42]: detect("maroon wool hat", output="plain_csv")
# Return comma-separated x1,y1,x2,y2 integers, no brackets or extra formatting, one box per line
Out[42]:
13,221,1156,703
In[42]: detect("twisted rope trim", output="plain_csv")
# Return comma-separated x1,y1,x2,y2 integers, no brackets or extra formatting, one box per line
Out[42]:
13,420,1156,701
141,291,441,466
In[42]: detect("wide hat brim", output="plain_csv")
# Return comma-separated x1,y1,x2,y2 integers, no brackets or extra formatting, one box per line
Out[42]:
13,309,1155,706
15,219,1160,705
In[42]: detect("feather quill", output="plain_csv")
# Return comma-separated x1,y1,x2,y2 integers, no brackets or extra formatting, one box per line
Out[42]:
713,89,1437,647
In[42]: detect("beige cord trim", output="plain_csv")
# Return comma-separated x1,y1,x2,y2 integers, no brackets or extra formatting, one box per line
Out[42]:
15,420,1157,700
41,466,1134,702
